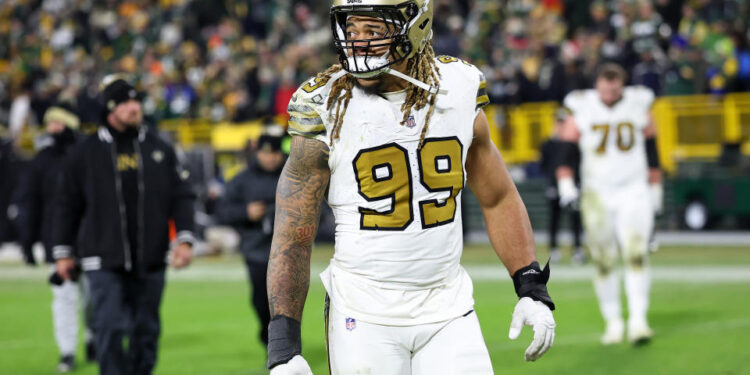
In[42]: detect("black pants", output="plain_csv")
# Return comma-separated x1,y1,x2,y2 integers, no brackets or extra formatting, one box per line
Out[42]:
87,268,165,375
548,197,583,249
243,259,270,346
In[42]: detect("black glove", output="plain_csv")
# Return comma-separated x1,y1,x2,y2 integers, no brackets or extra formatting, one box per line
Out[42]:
49,265,80,286
512,261,555,311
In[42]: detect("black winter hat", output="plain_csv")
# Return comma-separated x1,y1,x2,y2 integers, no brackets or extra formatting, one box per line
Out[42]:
257,134,282,152
99,74,141,113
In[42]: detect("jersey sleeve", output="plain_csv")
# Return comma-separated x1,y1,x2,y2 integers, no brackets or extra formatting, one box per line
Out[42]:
476,71,489,112
563,90,587,114
286,79,328,144
633,85,655,110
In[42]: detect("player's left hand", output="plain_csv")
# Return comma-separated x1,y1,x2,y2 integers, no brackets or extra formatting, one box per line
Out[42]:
171,242,193,269
509,297,556,361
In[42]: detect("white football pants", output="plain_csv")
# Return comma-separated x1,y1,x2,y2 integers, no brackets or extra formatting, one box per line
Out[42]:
51,270,92,356
52,280,79,356
327,305,494,375
580,183,653,325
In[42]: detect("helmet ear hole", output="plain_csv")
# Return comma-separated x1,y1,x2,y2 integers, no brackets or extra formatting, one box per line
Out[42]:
396,40,412,59
405,3,418,19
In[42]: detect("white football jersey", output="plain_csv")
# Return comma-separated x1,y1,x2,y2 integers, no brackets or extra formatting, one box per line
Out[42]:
287,56,489,325
564,86,654,192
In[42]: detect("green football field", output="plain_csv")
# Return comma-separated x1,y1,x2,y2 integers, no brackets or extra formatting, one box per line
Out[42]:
1,244,749,375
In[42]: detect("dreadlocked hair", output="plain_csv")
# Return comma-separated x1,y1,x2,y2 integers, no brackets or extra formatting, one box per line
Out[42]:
324,43,441,149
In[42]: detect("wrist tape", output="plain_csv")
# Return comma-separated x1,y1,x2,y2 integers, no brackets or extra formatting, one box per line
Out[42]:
267,315,302,369
512,261,556,311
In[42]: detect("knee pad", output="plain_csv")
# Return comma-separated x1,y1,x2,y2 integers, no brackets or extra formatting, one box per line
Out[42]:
626,253,647,270
622,234,648,270
596,261,615,277
589,245,617,277
594,253,617,277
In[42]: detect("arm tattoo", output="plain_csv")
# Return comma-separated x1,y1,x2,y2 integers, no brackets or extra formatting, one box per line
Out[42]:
268,136,330,321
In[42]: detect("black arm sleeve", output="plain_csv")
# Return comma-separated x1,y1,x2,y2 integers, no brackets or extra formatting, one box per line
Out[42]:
168,148,196,245
15,158,42,252
645,137,660,168
267,315,302,369
52,151,85,259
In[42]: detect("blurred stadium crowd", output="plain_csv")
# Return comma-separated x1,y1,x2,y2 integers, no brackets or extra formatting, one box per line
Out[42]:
1,0,749,135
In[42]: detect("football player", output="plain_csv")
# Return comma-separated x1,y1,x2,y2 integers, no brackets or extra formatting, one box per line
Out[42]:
265,1,556,374
556,63,663,345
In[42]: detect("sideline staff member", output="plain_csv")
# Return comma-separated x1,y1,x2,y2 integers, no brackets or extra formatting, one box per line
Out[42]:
539,108,584,264
218,133,285,347
15,105,96,372
53,74,196,375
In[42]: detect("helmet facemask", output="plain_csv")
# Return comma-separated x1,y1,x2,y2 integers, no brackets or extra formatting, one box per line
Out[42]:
330,2,423,78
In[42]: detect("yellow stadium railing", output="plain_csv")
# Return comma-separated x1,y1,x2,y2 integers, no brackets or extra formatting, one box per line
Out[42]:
483,93,750,172
154,93,750,174
483,102,558,165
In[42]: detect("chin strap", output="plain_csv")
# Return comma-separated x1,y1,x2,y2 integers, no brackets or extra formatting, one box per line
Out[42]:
339,64,448,96
328,69,348,84
381,68,447,96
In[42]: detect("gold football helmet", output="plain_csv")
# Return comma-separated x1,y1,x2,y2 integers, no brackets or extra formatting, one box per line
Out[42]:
330,0,434,77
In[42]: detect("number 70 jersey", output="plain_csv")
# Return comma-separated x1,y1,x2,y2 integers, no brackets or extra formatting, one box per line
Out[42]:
287,58,488,323
564,86,654,192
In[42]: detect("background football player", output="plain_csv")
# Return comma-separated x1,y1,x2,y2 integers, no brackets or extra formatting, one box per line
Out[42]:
265,0,556,374
556,63,663,345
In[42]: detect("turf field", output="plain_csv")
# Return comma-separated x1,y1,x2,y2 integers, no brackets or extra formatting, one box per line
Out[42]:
1,244,749,375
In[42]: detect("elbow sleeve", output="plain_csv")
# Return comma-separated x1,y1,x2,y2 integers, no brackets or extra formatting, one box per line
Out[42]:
646,138,660,168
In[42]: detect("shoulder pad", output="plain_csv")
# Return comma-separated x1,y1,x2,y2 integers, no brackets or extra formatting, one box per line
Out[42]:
625,85,655,109
563,90,588,112
293,75,333,105
287,75,331,139
435,55,480,77
434,56,488,110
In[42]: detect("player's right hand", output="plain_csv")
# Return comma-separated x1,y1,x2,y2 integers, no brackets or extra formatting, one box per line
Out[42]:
557,176,579,208
509,297,556,362
269,355,312,375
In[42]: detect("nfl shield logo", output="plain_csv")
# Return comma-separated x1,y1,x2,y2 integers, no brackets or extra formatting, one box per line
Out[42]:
406,115,417,128
345,317,356,331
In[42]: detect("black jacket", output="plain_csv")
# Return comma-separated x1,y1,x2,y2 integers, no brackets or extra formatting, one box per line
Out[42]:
53,126,196,271
540,137,581,192
0,139,23,243
16,132,78,263
217,160,281,263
